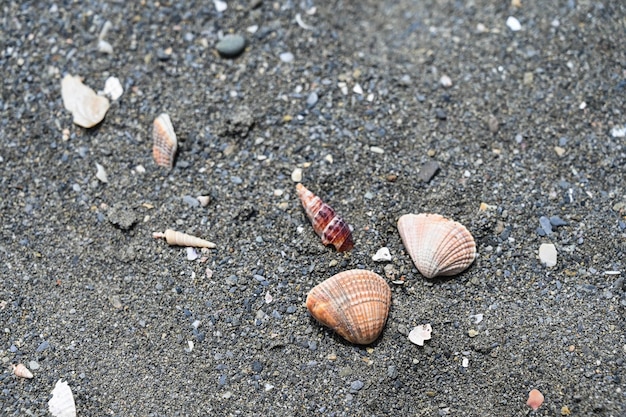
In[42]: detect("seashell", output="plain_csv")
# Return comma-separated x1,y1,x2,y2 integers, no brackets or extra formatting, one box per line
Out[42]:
48,379,77,417
153,229,216,248
61,74,110,128
296,183,354,252
152,113,177,169
12,363,33,379
306,269,391,345
408,324,432,346
526,389,544,411
397,213,476,278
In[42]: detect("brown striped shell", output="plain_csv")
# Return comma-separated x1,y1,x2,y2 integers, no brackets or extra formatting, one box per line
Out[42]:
296,183,354,252
306,269,391,345
152,113,177,169
397,213,476,278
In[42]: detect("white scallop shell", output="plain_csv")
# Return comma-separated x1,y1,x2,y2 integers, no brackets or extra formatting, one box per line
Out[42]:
397,213,476,278
48,379,77,417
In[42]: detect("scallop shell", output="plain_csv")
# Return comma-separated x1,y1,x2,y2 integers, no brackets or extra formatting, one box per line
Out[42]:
152,113,177,169
306,269,391,345
296,183,354,252
526,389,544,411
397,213,475,278
153,229,216,248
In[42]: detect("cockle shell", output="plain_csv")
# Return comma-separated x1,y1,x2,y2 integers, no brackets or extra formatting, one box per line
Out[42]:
306,269,391,345
152,113,177,169
296,183,354,252
153,229,216,248
397,213,476,278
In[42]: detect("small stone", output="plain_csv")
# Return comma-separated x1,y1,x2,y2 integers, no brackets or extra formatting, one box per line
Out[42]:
554,146,566,157
372,247,392,262
539,216,552,234
216,35,246,58
549,216,568,227
95,163,108,183
213,0,227,12
462,357,469,368
353,83,363,95
350,380,364,392
418,161,440,182
291,167,303,182
439,75,452,88
279,52,294,63
28,361,40,371
182,195,200,208
435,108,447,120
102,76,123,101
197,196,211,207
610,125,626,138
539,243,557,267
306,92,318,108
506,16,522,31
370,146,384,154
468,329,479,338
488,114,499,133
523,72,534,85
107,203,137,230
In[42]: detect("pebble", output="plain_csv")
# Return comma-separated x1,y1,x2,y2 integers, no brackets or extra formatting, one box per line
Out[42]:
372,247,392,262
467,329,479,338
216,35,246,58
28,360,40,370
102,76,123,101
350,380,364,392
36,341,50,352
279,52,294,63
610,125,626,138
291,167,303,182
353,83,364,95
306,92,318,108
213,0,227,12
95,163,108,183
539,216,552,234
488,114,499,133
370,146,384,154
539,243,557,267
549,216,568,227
435,108,447,120
439,75,452,88
506,16,522,31
554,146,566,157
418,161,440,182
182,195,200,208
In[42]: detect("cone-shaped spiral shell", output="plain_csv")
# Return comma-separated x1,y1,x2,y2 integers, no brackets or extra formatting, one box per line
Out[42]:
397,213,475,278
12,363,33,379
152,113,177,169
306,269,391,345
153,229,216,248
296,183,354,252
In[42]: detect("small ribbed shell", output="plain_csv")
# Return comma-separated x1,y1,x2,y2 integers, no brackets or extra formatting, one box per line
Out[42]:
296,183,354,252
153,229,216,248
152,113,177,169
397,213,476,278
306,269,391,345
12,363,33,379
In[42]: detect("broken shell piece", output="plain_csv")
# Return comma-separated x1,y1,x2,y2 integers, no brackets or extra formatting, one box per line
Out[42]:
48,379,77,417
408,324,432,346
102,76,123,100
397,213,476,278
153,229,216,248
152,113,177,169
12,363,33,379
61,74,110,128
372,247,392,262
296,183,354,252
197,195,211,207
526,389,544,411
95,163,108,183
306,269,391,345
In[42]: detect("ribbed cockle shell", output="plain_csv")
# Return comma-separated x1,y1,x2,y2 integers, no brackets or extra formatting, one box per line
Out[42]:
153,229,216,248
152,113,177,169
296,183,354,252
306,269,391,345
397,213,476,278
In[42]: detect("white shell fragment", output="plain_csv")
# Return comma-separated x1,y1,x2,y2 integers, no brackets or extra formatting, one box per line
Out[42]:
61,75,110,128
186,247,199,261
97,39,113,54
12,363,33,379
372,247,392,262
197,195,211,207
48,379,77,417
409,324,432,346
153,229,216,249
291,167,303,183
295,13,315,30
439,75,452,88
213,0,227,12
102,76,123,100
506,16,522,31
539,243,557,267
95,163,108,183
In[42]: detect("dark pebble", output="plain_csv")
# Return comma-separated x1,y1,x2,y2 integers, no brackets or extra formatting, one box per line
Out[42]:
306,92,318,108
36,341,50,352
435,108,447,120
539,216,552,234
252,360,263,372
549,215,568,227
418,161,440,182
286,305,297,314
350,380,364,392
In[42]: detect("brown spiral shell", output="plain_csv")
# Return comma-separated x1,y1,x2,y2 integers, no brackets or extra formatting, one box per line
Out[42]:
152,113,177,169
296,183,354,252
397,213,476,278
306,269,391,345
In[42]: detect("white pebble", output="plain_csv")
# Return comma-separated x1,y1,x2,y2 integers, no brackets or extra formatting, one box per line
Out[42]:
246,25,259,34
353,83,363,95
506,16,522,31
439,75,452,88
135,165,146,173
97,39,113,54
102,76,123,100
610,125,626,138
372,247,392,262
291,167,303,182
370,146,384,154
279,52,294,63
539,243,557,267
265,292,273,303
213,0,227,12
337,82,348,95
462,357,469,368
95,163,108,183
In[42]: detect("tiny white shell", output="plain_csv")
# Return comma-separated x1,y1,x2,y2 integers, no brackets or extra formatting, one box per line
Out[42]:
408,324,432,346
48,379,77,417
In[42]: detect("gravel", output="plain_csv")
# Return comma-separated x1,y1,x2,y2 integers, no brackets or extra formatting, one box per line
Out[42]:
1,1,625,416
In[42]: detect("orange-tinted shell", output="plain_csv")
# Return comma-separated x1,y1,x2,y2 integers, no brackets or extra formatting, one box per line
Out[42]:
397,213,475,278
152,113,177,169
526,389,544,410
296,183,354,252
306,269,391,345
